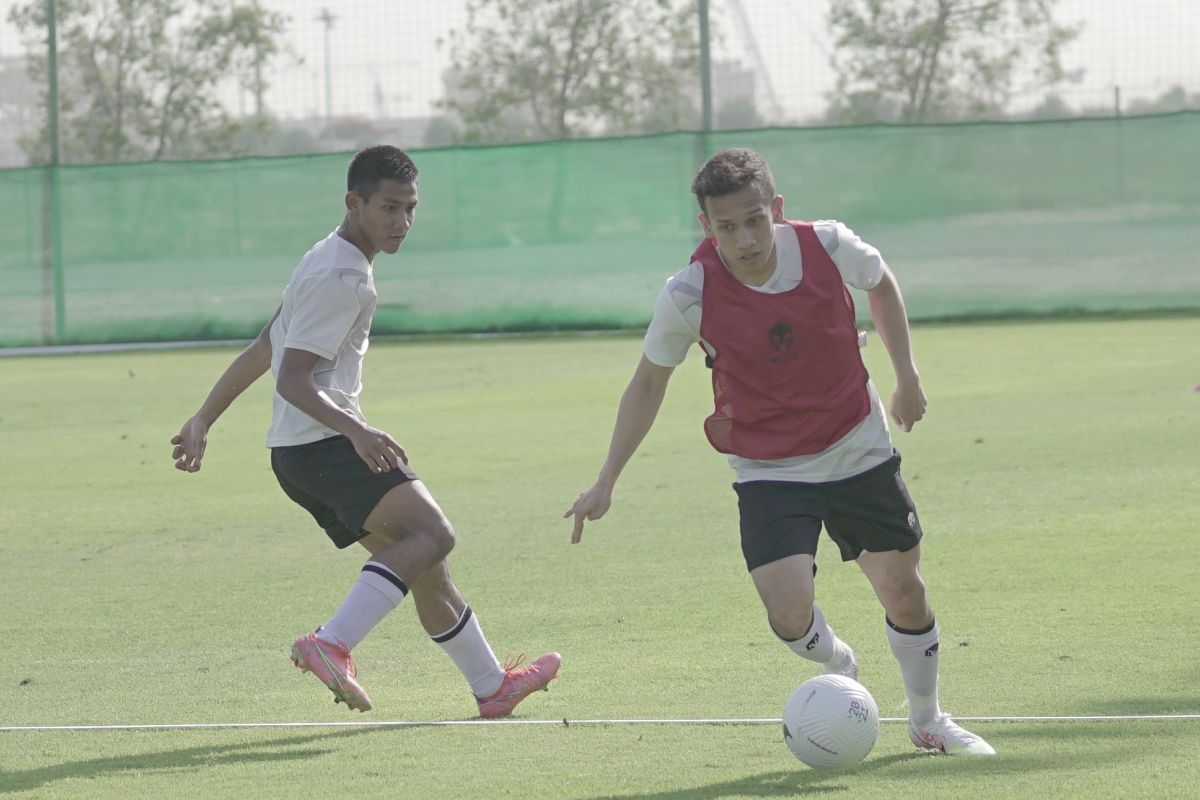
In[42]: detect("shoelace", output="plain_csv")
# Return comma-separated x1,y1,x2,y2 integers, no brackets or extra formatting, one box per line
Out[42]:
501,652,527,673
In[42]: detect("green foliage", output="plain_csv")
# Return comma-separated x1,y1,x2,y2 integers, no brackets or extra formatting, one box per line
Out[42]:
824,0,1081,124
440,0,700,142
1125,84,1200,115
8,0,290,164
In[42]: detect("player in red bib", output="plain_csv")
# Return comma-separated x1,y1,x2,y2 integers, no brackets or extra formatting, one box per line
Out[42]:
565,148,993,756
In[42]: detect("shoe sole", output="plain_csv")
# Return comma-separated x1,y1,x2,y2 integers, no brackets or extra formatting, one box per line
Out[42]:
290,644,373,712
909,733,995,756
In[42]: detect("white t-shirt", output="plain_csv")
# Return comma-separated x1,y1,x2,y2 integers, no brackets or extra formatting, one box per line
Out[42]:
643,221,896,483
265,230,377,447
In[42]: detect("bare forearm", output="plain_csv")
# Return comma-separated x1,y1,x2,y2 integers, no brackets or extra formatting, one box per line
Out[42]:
868,270,920,384
194,337,271,427
275,375,366,439
193,306,280,428
597,363,671,487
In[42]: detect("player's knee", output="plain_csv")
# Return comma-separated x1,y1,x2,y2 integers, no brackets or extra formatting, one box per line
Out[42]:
768,601,816,640
426,520,455,561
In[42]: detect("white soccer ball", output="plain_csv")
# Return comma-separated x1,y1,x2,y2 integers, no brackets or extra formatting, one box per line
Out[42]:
782,674,879,769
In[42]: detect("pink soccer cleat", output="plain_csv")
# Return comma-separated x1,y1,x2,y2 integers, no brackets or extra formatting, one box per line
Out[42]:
290,632,373,712
476,652,561,718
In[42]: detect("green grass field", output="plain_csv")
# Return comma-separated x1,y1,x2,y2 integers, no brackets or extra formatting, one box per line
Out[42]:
2,317,1199,798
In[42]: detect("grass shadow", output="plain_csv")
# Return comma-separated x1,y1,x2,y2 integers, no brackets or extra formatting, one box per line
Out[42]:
0,727,378,795
582,720,1185,800
583,754,920,799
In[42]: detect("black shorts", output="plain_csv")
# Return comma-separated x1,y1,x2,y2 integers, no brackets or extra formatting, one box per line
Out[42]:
733,453,922,571
270,435,419,549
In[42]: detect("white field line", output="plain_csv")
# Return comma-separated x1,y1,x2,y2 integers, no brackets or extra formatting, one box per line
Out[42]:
2,714,1198,733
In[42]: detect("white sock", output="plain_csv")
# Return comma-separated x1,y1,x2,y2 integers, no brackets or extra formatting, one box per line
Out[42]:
886,617,942,726
431,606,504,698
315,562,408,651
776,604,850,666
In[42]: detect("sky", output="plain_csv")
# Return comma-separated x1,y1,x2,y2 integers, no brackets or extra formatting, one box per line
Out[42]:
240,0,1200,121
1,0,1197,123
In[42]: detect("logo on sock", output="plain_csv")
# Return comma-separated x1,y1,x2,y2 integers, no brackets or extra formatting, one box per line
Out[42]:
806,632,820,651
924,642,939,657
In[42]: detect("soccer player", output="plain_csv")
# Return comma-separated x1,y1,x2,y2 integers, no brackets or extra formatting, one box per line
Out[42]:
171,145,559,716
564,148,994,755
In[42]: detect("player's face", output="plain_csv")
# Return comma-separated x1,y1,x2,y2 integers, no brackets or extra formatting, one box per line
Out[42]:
351,178,419,255
699,185,783,274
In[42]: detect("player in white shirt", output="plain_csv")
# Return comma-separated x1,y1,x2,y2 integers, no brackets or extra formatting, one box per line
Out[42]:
565,148,994,756
172,146,559,716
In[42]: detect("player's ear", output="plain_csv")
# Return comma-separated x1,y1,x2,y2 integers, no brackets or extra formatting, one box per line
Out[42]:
698,212,713,239
772,194,785,223
345,191,361,214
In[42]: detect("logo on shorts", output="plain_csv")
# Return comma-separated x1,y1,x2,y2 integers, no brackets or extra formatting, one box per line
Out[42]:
805,631,820,651
907,512,917,529
768,322,794,351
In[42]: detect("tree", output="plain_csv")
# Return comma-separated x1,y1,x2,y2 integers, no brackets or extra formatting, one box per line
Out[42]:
1021,91,1074,121
440,0,700,143
715,94,763,131
9,0,290,164
1126,85,1200,116
824,0,1081,124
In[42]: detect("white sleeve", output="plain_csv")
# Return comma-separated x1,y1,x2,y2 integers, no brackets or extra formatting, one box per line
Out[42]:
283,274,363,360
818,221,887,291
643,284,700,368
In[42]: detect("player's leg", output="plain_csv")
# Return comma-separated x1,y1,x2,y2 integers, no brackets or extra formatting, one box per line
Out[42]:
750,555,858,679
272,438,445,711
735,481,857,678
855,545,938,721
309,479,454,649
402,558,560,718
829,454,994,755
857,547,993,755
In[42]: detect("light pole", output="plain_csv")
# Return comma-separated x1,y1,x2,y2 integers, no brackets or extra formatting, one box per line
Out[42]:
316,8,336,140
696,0,712,169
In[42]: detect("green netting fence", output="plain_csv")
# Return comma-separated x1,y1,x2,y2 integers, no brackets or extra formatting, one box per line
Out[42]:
2,112,1199,347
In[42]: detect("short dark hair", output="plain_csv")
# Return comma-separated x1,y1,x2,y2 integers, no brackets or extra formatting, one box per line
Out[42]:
347,145,419,200
690,148,776,213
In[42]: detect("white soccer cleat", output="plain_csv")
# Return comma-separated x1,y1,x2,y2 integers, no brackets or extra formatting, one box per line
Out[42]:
824,643,859,682
909,713,995,755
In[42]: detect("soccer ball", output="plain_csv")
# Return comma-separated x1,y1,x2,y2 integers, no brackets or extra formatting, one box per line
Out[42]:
782,674,879,769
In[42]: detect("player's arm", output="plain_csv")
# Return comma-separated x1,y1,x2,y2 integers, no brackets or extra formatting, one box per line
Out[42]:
171,305,280,472
564,355,675,543
274,347,407,474
866,264,926,432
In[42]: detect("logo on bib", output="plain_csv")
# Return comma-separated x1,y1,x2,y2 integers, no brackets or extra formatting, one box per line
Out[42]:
768,322,794,351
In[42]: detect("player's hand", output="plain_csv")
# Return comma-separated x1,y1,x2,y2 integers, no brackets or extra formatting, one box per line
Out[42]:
563,483,613,544
890,377,927,432
349,425,408,473
171,416,209,472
